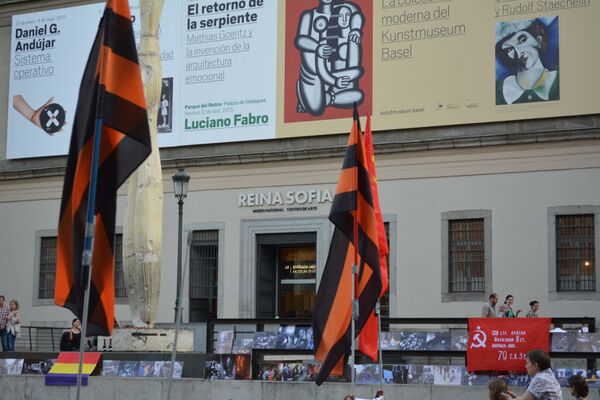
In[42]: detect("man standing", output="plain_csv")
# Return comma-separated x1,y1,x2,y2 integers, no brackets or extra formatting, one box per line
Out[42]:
481,293,499,317
0,295,10,351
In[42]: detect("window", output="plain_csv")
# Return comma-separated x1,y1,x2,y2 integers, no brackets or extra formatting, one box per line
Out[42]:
449,219,485,293
442,210,492,302
379,222,390,318
548,206,600,300
114,234,127,298
36,232,126,302
39,237,57,299
556,214,595,291
189,230,219,322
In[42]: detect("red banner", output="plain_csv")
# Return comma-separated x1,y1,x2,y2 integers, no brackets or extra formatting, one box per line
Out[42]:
467,318,551,372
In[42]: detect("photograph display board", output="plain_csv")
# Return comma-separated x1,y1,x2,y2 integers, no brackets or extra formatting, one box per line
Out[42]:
7,0,600,158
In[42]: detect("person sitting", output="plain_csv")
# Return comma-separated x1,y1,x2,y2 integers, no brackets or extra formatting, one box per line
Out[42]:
59,318,81,351
567,375,589,400
502,349,562,400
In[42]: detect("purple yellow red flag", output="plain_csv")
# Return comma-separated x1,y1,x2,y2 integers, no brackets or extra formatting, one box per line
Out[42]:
45,352,101,386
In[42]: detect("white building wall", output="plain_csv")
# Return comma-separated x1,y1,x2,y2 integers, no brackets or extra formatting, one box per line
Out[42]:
1,141,599,326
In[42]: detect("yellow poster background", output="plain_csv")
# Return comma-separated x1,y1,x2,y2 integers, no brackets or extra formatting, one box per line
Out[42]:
276,0,599,137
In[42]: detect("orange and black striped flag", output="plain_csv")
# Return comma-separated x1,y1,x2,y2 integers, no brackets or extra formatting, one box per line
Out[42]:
54,0,151,337
358,114,390,361
313,108,382,385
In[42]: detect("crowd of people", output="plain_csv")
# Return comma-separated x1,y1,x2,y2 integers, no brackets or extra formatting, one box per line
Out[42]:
482,293,541,318
0,295,21,352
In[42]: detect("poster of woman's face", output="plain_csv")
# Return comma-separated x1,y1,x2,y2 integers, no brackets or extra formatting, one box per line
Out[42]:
495,17,559,105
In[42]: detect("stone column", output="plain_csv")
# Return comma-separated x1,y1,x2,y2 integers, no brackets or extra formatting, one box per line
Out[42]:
122,0,165,327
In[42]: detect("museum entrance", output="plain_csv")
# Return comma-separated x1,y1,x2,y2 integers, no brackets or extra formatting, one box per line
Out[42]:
256,232,316,319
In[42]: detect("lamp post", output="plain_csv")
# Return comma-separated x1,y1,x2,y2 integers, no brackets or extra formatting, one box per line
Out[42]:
172,168,190,323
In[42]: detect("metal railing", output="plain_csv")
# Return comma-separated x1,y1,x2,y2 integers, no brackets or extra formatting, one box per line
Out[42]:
11,326,67,352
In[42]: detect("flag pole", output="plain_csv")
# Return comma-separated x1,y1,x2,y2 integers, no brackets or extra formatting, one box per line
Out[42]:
75,93,105,400
75,16,107,396
166,231,192,400
351,104,361,397
376,301,384,392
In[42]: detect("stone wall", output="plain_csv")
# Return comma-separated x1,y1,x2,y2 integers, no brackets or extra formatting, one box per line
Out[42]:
1,376,597,400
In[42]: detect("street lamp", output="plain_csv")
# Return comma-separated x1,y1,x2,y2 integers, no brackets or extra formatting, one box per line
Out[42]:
172,168,190,323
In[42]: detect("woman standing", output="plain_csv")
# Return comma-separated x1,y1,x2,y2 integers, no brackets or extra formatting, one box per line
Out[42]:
5,300,21,351
503,295,522,318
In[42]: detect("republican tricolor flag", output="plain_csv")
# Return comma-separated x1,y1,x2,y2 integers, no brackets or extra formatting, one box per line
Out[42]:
54,0,151,337
312,108,383,385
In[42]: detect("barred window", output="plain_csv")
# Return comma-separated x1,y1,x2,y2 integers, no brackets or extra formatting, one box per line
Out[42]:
39,237,57,299
37,234,126,300
379,222,390,318
448,218,485,293
556,214,595,292
114,234,127,298
189,230,219,322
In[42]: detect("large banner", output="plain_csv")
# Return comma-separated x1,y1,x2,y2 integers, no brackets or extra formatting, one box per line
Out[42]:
467,318,551,372
6,0,600,158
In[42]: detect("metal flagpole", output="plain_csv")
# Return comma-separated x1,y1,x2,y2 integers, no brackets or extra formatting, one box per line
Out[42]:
351,106,361,397
166,231,192,400
351,263,358,396
376,301,383,392
75,94,105,400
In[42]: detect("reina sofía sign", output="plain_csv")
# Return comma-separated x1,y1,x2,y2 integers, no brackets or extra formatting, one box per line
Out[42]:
238,189,332,213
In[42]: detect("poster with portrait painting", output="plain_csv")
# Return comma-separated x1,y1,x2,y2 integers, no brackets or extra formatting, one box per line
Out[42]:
495,16,559,105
